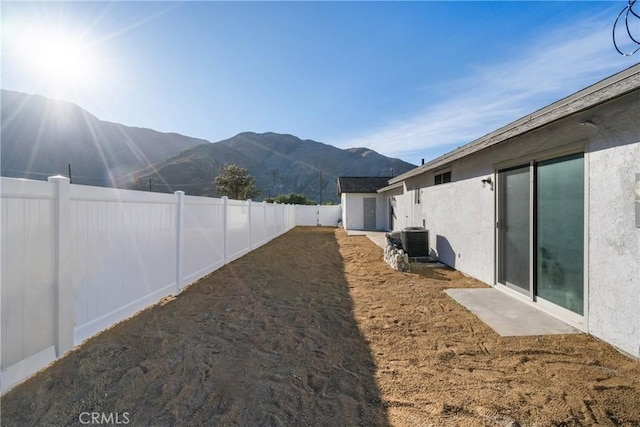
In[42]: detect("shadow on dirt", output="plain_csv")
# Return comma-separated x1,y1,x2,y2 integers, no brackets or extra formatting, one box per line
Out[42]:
2,227,388,426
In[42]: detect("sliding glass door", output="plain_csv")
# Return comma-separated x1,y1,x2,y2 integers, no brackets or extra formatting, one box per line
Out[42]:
498,165,531,294
497,153,585,316
536,153,584,315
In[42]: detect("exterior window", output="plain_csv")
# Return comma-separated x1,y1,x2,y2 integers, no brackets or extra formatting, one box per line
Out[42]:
414,188,421,204
434,171,452,185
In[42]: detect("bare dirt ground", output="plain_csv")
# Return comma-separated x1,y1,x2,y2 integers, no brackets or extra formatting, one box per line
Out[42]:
2,227,640,426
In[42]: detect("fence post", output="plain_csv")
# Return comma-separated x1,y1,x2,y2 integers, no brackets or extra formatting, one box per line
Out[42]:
175,191,185,293
48,175,73,356
247,199,253,250
264,201,268,239
292,204,297,229
222,196,228,264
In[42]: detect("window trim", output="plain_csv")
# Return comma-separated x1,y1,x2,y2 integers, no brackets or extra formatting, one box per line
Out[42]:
434,169,452,186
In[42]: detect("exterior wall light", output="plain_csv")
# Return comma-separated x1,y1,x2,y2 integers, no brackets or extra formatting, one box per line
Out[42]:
482,177,493,190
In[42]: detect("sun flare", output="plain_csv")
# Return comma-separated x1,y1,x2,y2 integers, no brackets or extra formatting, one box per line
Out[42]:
18,26,104,97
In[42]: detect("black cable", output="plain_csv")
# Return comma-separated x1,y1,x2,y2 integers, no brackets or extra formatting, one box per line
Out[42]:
613,0,640,56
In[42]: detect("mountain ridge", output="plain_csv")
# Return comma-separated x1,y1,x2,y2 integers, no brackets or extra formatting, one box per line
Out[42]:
1,89,207,185
122,131,414,202
1,90,415,201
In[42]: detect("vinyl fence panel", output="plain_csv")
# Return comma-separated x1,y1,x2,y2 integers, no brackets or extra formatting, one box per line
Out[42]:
296,205,319,226
250,201,267,249
226,199,250,262
1,179,56,375
1,177,336,394
181,196,225,285
70,185,178,344
265,203,277,240
292,205,341,226
319,205,341,226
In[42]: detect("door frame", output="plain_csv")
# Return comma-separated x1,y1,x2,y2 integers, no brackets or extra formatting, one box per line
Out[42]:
496,162,534,298
493,142,589,331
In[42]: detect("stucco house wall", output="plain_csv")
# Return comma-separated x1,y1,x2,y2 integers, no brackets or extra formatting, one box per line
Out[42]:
585,91,640,357
407,158,494,283
383,186,406,231
341,192,387,231
380,70,640,358
396,188,413,231
340,193,348,228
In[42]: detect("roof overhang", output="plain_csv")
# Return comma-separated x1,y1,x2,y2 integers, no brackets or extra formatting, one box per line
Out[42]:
389,64,640,184
377,181,404,193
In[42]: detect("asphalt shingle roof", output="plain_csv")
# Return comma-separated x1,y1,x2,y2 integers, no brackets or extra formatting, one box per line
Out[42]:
337,177,390,195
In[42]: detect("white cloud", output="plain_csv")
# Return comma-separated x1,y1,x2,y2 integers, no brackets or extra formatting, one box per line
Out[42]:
338,14,634,162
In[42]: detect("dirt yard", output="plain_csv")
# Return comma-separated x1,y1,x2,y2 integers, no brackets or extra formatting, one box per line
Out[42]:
2,227,640,426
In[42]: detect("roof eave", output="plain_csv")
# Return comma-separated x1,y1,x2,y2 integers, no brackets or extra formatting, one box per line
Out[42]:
377,181,404,193
389,64,640,184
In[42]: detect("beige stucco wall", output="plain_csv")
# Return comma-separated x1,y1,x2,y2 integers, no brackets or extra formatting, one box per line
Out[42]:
341,193,387,231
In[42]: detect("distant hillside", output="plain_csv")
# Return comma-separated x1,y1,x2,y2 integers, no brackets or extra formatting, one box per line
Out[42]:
1,90,207,186
122,132,415,202
1,91,415,201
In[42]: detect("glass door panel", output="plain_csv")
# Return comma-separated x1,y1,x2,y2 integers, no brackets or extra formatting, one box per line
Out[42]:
536,153,584,315
498,165,530,294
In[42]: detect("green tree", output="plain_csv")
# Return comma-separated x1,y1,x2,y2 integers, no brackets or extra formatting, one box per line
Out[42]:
271,193,316,205
214,165,259,200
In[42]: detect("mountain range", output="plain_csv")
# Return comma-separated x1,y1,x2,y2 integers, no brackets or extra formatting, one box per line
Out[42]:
1,90,415,202
1,90,206,186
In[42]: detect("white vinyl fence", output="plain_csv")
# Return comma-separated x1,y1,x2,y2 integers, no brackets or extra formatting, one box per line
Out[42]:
0,176,341,393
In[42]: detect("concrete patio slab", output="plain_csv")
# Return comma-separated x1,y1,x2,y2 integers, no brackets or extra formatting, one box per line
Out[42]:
346,230,387,248
445,288,580,337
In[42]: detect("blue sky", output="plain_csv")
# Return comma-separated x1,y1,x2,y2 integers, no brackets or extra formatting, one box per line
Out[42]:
2,1,637,166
